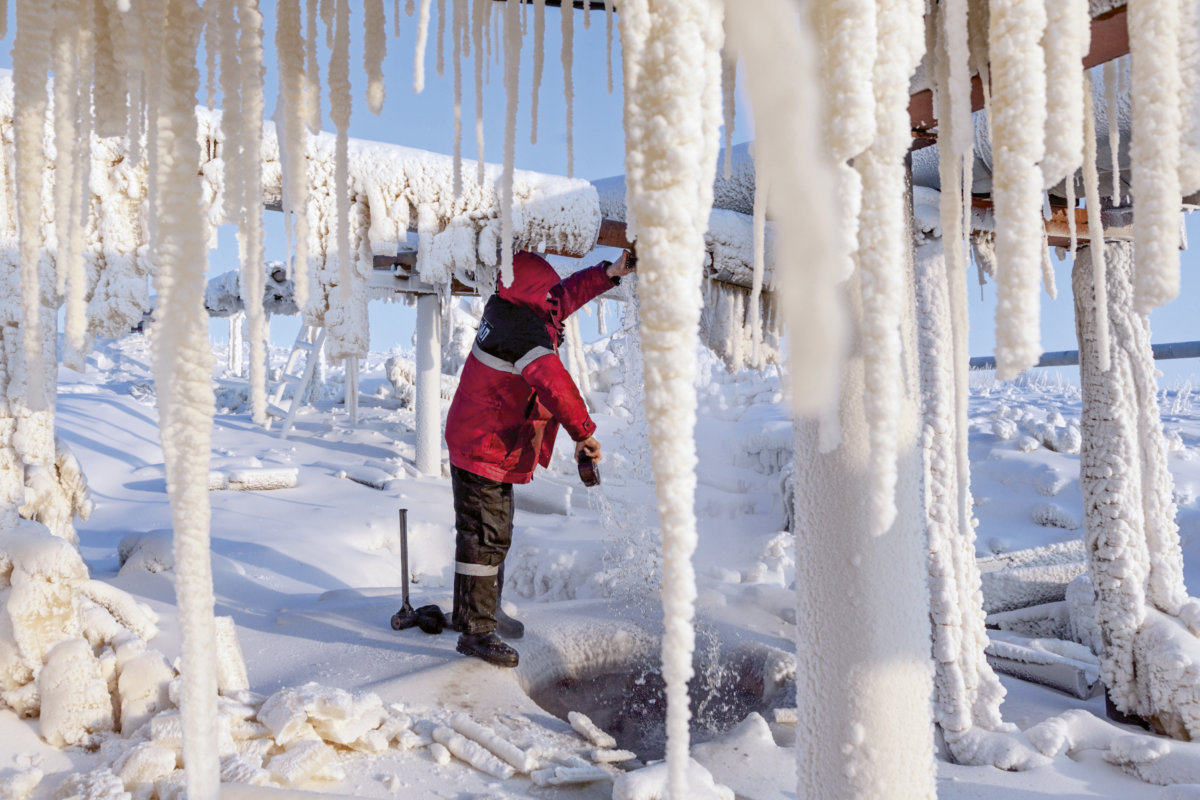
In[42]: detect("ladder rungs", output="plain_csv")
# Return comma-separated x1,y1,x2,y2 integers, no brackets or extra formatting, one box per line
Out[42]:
266,403,289,419
294,341,316,352
283,374,303,385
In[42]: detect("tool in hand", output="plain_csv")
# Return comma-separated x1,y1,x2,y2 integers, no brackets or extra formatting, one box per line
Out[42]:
577,452,600,487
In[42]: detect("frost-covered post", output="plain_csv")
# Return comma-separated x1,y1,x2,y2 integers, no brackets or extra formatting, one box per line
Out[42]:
415,290,443,476
792,179,936,800
1071,241,1200,738
914,193,1037,768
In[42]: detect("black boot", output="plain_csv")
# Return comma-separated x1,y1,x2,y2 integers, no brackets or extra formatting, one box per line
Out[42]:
456,632,519,667
496,562,524,640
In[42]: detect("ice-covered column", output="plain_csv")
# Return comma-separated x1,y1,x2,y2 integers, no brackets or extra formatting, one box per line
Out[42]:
1072,242,1194,731
792,183,935,800
415,291,443,476
914,198,1035,769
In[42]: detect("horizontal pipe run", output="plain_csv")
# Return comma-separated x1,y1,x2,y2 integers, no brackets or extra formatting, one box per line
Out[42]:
969,341,1200,370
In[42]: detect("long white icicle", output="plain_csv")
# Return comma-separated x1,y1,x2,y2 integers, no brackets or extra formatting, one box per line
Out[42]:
530,0,546,144
499,0,522,286
13,0,52,410
988,0,1047,380
453,0,465,195
1083,72,1110,372
151,5,221,798
330,0,353,301
365,0,387,109
1041,0,1089,189
721,50,736,180
53,0,86,368
473,0,486,184
561,1,575,178
1128,0,1183,314
239,0,268,425
618,1,724,796
1180,0,1200,194
413,0,432,94
276,0,311,312
1103,59,1122,204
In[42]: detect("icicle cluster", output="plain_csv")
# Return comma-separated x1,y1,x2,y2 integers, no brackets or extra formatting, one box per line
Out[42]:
618,2,724,797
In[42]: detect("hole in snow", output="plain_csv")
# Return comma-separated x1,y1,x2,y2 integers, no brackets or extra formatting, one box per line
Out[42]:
525,635,794,762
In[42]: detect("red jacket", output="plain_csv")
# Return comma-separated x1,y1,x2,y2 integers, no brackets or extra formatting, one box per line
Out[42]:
445,251,618,484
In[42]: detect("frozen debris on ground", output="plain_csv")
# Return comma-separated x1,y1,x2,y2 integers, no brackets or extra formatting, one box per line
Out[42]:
984,631,1101,699
449,712,538,772
590,747,637,763
116,531,175,575
977,540,1089,614
0,765,42,800
209,467,299,491
568,710,616,749
214,616,249,695
612,757,733,800
431,725,515,779
1031,503,1082,530
530,764,614,786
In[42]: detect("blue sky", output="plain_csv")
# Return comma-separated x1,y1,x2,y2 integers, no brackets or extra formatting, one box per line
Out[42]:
0,3,1195,384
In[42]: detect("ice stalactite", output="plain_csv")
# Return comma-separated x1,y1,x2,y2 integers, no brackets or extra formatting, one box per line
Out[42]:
92,0,125,139
851,0,924,536
413,0,432,94
988,0,1046,380
218,0,243,226
327,0,364,359
305,0,322,131
437,0,447,76
276,0,312,312
1041,0,1089,191
1103,60,1122,204
473,0,486,186
1082,73,1110,372
721,50,736,181
149,3,221,796
618,0,723,795
204,0,220,108
13,0,51,412
365,0,386,109
53,0,88,370
238,0,268,425
560,1,575,178
749,164,766,367
1073,241,1200,740
530,0,545,145
727,2,838,419
499,0,522,286
1128,0,1183,314
604,0,614,93
1180,0,1200,194
915,190,1044,771
452,0,465,196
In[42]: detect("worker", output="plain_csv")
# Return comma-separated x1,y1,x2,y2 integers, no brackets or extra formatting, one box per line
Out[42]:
445,249,635,667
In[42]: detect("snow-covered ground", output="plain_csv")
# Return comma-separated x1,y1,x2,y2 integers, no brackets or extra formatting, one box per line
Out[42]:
3,329,1200,799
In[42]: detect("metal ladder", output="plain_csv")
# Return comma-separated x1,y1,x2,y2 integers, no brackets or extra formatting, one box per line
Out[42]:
265,325,327,439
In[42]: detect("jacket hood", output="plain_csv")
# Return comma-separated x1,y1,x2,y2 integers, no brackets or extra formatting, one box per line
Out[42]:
498,251,563,318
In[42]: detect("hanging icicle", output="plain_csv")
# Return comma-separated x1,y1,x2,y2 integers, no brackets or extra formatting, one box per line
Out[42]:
1066,180,1079,260
1180,0,1200,194
988,0,1047,380
204,0,220,108
148,4,222,797
13,0,53,410
436,0,447,77
749,162,767,367
499,0,523,286
330,0,354,300
305,0,322,130
473,0,486,184
52,0,83,354
276,0,312,312
561,0,575,178
530,0,546,145
413,0,432,94
365,0,386,110
1083,72,1111,372
452,0,466,196
1103,59,1122,205
721,49,737,181
1041,0,1090,190
239,0,268,425
604,0,614,93
1128,0,1184,314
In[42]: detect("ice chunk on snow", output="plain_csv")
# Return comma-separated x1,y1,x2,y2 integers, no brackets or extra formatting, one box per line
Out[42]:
568,711,616,749
80,580,159,642
52,767,128,800
114,743,178,790
432,725,515,779
449,712,537,773
213,616,249,694
37,637,114,747
2,520,87,670
0,765,42,800
117,650,175,736
267,739,335,786
612,758,733,800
